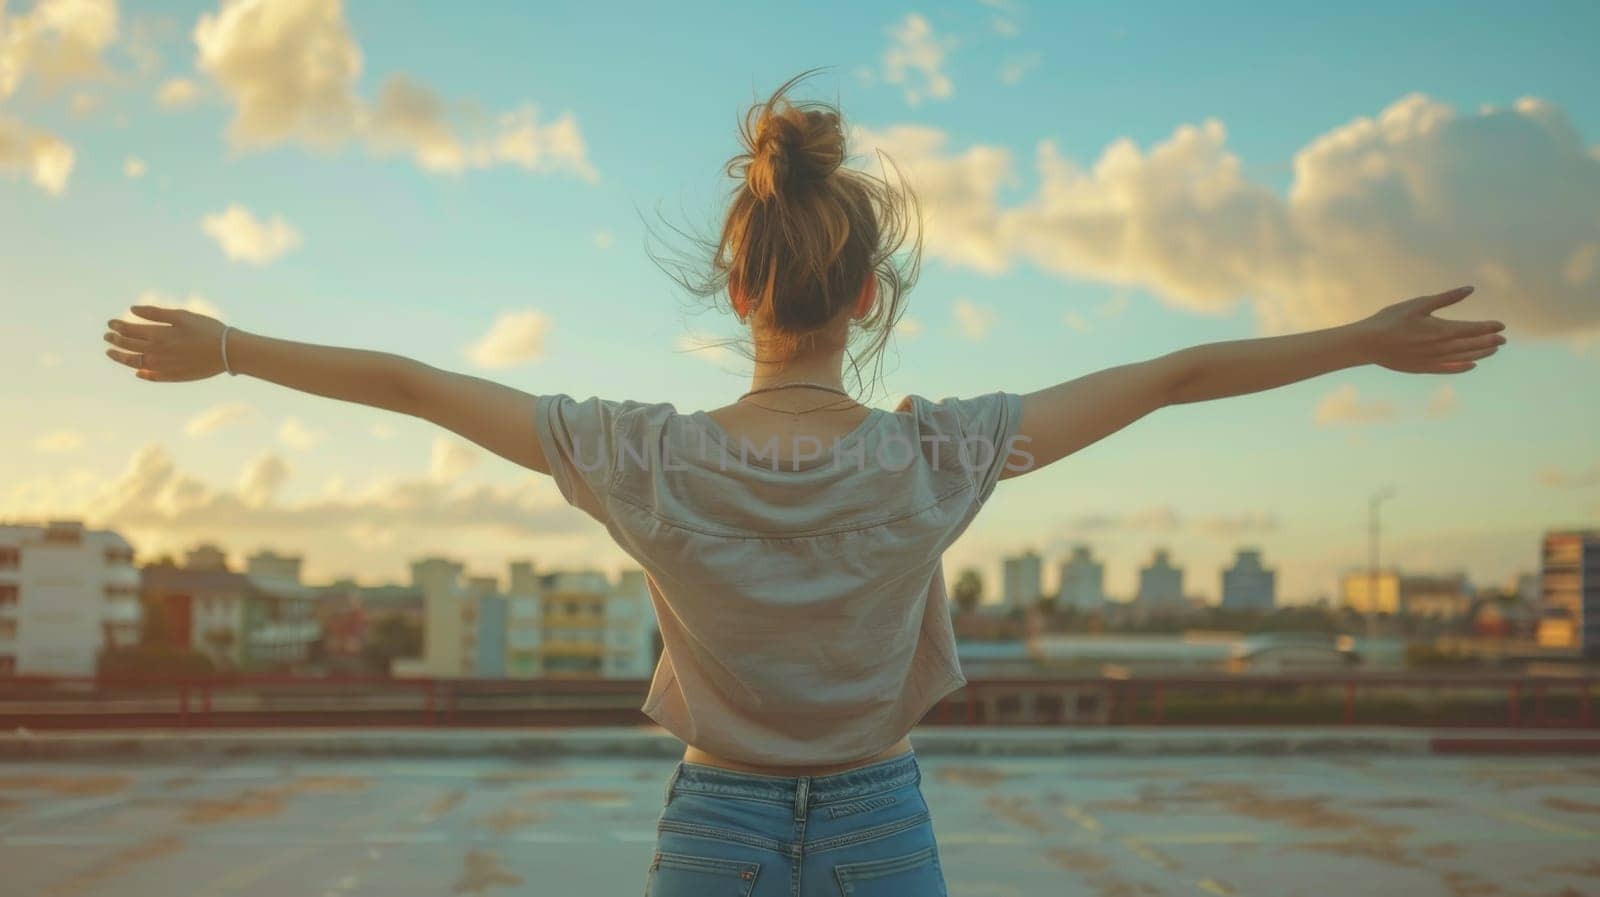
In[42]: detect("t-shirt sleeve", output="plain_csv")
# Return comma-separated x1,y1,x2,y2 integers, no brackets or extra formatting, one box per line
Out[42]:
942,391,1027,505
534,393,634,524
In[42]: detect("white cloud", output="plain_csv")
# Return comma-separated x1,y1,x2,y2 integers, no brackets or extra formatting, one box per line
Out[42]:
593,230,614,249
192,0,597,181
369,421,395,440
185,401,251,435
0,114,73,192
0,0,118,195
894,315,923,339
466,310,549,368
953,298,996,341
81,442,581,537
237,452,289,507
123,154,145,178
155,76,202,108
278,416,320,450
852,124,1014,273
201,203,302,265
1062,310,1089,333
1314,384,1397,428
1425,384,1459,420
0,0,118,98
34,429,83,453
882,13,954,105
852,94,1600,339
430,436,479,482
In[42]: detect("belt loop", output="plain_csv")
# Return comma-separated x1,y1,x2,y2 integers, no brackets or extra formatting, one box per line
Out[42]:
794,775,811,822
663,763,683,807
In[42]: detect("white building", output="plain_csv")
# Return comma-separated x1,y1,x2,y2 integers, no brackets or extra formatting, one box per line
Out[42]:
1221,548,1277,610
1056,545,1105,610
1001,550,1043,611
0,520,140,676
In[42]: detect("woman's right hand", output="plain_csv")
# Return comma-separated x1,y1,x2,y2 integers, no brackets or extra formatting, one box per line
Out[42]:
104,304,229,382
1356,286,1507,375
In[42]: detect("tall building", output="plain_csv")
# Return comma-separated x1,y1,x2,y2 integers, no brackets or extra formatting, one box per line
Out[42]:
1137,549,1185,609
1056,545,1105,609
1001,550,1043,610
142,546,318,670
412,557,469,676
1221,548,1277,610
1538,530,1599,656
0,520,140,676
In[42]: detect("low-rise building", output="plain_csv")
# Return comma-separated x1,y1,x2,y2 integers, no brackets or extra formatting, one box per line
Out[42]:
140,544,319,671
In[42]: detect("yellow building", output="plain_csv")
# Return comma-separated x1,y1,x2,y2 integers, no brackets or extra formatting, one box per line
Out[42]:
1537,530,1599,654
1340,571,1470,619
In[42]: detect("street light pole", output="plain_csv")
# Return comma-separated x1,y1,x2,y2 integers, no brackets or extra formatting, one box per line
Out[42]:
1367,487,1396,647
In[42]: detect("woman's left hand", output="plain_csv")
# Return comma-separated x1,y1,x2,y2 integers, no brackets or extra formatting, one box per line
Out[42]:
1356,286,1507,375
103,304,228,382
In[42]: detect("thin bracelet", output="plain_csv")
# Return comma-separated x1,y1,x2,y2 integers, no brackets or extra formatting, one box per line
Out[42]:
220,324,237,376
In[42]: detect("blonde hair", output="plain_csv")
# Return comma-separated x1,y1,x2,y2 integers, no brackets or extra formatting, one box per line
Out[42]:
656,71,921,399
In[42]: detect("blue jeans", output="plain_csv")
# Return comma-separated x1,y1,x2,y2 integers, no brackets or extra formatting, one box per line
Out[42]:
646,749,948,896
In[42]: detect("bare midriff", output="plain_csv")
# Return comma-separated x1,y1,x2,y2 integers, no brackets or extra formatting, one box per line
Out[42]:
682,734,913,777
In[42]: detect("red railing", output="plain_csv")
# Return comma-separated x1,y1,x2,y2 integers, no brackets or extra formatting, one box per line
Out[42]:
0,673,1594,730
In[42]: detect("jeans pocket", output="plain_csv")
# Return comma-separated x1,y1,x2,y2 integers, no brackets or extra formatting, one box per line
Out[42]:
832,844,947,896
645,850,761,897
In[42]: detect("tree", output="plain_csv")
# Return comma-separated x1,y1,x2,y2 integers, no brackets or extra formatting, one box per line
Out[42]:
362,614,423,675
952,569,983,614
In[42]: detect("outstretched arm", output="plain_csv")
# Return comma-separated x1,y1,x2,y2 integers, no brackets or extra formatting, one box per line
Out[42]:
1004,286,1505,479
102,304,554,475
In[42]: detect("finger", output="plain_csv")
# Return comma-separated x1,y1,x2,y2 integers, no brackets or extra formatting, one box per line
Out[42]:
107,319,170,338
130,304,186,324
1431,333,1505,356
135,369,183,382
1432,361,1476,374
104,331,151,351
105,346,144,367
1438,318,1505,339
1415,285,1475,313
1435,345,1499,364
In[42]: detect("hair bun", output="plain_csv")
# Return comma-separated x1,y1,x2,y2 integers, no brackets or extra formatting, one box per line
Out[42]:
746,104,844,201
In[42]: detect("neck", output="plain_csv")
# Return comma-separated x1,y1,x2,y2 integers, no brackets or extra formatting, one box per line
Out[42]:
747,344,848,396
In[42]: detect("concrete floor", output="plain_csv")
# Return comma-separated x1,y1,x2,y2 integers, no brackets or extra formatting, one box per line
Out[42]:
1,753,1597,896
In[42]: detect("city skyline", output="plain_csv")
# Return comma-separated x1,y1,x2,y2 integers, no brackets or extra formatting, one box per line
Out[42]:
3,1,1596,602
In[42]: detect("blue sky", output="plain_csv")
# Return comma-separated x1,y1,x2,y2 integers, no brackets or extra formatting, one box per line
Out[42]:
2,0,1596,602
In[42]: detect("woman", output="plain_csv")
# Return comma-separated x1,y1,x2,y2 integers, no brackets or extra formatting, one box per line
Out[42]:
102,75,1504,896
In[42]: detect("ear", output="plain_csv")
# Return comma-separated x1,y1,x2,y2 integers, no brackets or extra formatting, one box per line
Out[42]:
854,277,877,319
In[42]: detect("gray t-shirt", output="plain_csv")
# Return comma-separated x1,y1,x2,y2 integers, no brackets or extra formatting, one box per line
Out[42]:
533,389,1026,766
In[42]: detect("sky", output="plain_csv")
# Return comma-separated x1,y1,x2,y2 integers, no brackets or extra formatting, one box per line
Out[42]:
2,0,1597,604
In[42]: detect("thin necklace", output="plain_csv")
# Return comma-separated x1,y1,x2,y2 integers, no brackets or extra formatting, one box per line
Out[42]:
738,382,860,418
739,395,861,417
739,381,851,400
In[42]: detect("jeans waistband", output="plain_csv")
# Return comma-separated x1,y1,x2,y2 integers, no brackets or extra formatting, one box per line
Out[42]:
670,749,920,807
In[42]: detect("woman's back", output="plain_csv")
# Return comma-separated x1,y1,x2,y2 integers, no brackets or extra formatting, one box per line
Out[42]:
534,389,1025,766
